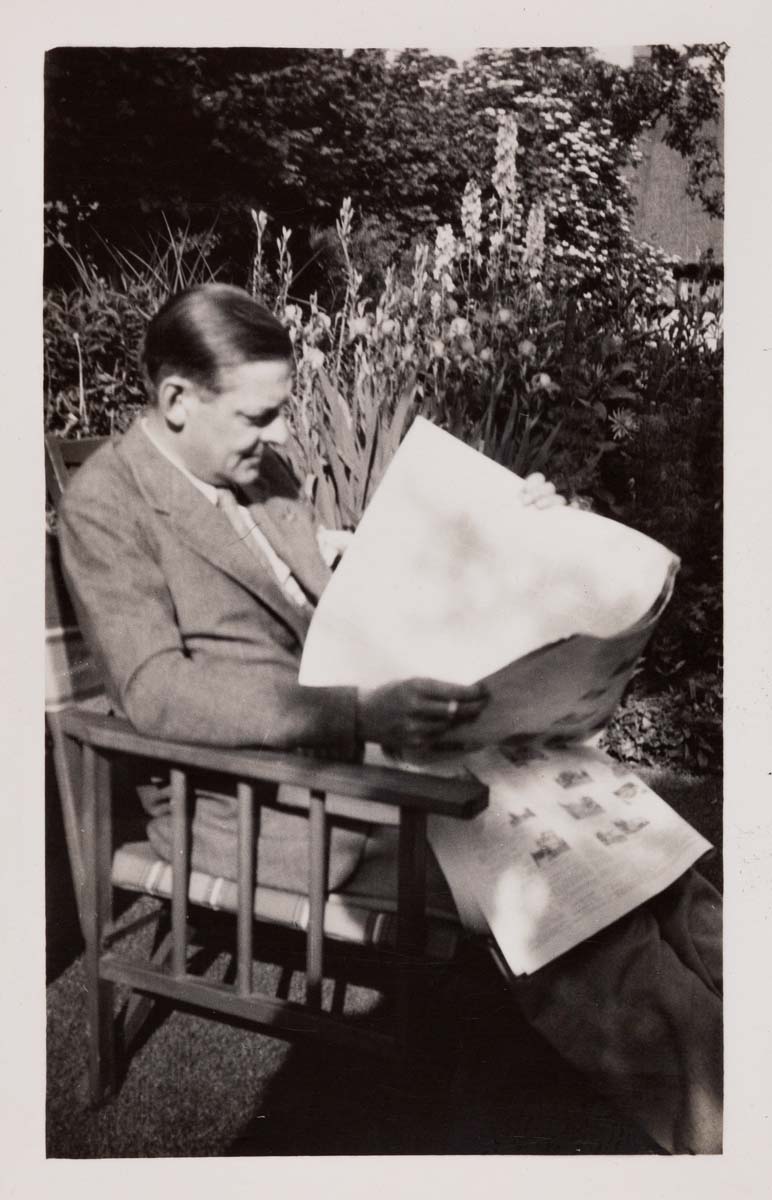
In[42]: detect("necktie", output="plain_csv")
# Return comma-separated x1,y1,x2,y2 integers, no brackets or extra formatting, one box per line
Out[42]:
216,486,310,609
216,485,265,558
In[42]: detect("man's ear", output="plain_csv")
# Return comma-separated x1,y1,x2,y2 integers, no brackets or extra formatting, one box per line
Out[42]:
156,375,194,431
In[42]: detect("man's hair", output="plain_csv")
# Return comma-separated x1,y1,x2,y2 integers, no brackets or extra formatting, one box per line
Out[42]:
141,284,292,399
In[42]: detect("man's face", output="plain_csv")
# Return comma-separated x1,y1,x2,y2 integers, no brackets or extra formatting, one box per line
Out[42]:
177,358,293,488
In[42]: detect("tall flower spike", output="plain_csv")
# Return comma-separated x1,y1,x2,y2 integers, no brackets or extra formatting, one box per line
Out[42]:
493,113,519,213
336,197,354,242
433,224,457,282
461,181,483,250
524,200,547,275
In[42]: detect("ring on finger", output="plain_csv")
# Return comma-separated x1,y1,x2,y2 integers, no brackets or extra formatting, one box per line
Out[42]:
447,699,459,719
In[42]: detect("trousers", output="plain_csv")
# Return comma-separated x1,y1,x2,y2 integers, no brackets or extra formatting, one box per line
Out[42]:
515,867,723,1154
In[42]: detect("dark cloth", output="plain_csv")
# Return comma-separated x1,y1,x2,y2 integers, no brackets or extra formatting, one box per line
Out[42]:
517,867,722,1153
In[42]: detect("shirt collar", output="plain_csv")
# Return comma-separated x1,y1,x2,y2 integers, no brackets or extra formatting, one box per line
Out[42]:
141,418,219,506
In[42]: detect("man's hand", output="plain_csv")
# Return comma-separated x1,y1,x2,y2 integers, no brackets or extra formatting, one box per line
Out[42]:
520,472,567,510
356,678,489,749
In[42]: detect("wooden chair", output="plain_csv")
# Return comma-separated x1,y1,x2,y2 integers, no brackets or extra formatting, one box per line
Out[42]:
45,434,107,508
45,435,490,1106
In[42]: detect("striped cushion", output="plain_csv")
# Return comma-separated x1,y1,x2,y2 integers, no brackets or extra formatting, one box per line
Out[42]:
46,533,106,713
112,840,459,960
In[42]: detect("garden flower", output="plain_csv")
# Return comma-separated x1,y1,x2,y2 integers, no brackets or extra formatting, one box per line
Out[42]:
610,408,639,440
433,224,457,282
251,208,269,235
461,180,483,250
348,316,369,340
532,372,552,389
493,113,519,213
302,346,326,371
497,307,513,325
431,338,446,358
458,336,476,358
337,196,354,241
524,200,546,275
479,347,494,363
449,316,471,339
518,339,536,359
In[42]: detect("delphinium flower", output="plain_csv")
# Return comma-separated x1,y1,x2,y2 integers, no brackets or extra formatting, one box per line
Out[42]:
492,112,519,222
433,224,458,284
524,200,547,277
461,181,483,258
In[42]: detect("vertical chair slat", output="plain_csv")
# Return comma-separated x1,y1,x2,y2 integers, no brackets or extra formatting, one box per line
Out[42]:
396,808,428,1055
306,789,329,1010
81,745,116,1103
170,767,189,976
237,781,256,995
397,808,427,954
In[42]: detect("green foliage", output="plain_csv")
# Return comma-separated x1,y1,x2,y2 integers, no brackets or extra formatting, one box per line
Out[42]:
45,44,726,286
602,677,721,772
44,226,217,436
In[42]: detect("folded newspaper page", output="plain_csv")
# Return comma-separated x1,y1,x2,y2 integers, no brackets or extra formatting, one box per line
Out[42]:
299,418,679,746
422,745,711,974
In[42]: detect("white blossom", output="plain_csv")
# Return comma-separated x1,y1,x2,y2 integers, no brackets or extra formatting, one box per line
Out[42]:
433,224,458,281
461,181,483,249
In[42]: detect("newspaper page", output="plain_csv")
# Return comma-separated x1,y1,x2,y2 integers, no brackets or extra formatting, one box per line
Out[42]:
299,419,679,736
423,744,712,974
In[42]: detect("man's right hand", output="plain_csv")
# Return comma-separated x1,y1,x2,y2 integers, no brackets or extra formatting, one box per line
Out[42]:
356,678,489,750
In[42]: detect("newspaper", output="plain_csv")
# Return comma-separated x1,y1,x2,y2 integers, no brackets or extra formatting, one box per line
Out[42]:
420,745,711,974
299,418,711,973
300,418,679,734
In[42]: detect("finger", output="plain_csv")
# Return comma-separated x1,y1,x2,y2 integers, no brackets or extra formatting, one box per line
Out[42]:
534,491,566,510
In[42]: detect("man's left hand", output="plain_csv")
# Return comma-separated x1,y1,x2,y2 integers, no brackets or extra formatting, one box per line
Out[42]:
520,472,567,510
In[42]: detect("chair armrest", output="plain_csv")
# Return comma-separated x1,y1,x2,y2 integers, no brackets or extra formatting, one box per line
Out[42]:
60,711,488,820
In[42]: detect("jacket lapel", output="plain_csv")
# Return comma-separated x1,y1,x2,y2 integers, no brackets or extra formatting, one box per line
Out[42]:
117,421,312,645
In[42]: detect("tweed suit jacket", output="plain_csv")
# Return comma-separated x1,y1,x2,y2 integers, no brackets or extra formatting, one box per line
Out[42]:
58,419,368,887
59,418,360,758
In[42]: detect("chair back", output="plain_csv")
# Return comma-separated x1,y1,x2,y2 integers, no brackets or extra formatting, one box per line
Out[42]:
45,435,110,924
45,434,107,508
46,531,112,924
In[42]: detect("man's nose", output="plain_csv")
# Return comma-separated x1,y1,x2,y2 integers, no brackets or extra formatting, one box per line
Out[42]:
260,414,289,446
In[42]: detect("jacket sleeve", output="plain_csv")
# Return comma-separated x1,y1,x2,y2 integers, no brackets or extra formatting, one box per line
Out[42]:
58,466,361,759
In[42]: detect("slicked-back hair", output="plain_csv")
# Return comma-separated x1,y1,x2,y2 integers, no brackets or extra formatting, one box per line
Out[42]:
141,284,292,400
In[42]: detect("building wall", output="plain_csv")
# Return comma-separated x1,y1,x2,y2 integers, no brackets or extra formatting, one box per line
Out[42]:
626,46,724,264
628,116,724,263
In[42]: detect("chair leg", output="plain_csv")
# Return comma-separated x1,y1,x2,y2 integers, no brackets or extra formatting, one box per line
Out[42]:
81,745,116,1105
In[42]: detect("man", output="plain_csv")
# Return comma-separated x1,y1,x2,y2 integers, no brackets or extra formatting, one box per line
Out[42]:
59,284,722,1154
